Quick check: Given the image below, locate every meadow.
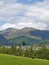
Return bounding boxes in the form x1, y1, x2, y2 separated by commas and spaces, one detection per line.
0, 54, 49, 65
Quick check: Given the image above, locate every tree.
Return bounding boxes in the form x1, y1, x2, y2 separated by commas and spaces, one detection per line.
22, 41, 26, 46
24, 48, 30, 57
35, 44, 49, 59
24, 45, 35, 58
16, 45, 23, 56
9, 45, 17, 55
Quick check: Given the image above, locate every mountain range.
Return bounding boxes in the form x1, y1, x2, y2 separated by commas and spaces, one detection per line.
0, 27, 49, 45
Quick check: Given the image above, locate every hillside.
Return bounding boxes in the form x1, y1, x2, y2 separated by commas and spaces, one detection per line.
0, 27, 36, 39
0, 35, 9, 45
9, 36, 41, 45
0, 27, 49, 45
0, 28, 18, 39
29, 30, 49, 39
0, 54, 49, 65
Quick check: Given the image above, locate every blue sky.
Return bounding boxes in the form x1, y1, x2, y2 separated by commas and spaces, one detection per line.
16, 0, 44, 4
0, 0, 49, 30
2, 0, 44, 4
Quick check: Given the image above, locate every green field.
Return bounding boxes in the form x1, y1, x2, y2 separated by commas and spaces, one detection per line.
0, 54, 49, 65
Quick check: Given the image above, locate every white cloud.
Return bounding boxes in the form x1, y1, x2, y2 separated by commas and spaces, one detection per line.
0, 0, 49, 30
16, 22, 47, 30
0, 23, 16, 30
0, 3, 26, 17
0, 22, 47, 30
0, 0, 4, 6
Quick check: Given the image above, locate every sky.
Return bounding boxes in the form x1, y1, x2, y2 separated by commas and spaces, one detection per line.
0, 0, 49, 30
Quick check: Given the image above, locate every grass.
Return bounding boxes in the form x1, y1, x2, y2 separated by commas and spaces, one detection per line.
0, 54, 49, 65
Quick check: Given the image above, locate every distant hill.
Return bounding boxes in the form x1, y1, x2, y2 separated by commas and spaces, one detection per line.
0, 34, 9, 45
0, 27, 36, 39
29, 30, 49, 39
0, 27, 49, 45
0, 28, 18, 39
21, 27, 36, 32
9, 36, 41, 45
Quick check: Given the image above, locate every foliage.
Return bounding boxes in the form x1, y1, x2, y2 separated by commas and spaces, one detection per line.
0, 44, 49, 60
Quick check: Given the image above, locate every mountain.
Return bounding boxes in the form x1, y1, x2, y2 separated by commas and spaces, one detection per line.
0, 27, 49, 45
0, 34, 9, 45
9, 36, 41, 45
29, 30, 49, 39
21, 27, 36, 32
0, 27, 36, 39
0, 28, 18, 39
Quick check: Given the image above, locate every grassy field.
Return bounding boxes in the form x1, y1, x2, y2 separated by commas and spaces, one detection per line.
0, 54, 49, 65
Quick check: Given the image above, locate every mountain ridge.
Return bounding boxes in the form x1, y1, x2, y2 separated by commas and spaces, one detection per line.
0, 27, 49, 45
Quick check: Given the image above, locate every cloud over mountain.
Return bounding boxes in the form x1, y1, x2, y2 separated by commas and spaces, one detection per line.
0, 0, 49, 30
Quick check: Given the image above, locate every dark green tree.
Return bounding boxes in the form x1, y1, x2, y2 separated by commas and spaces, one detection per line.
22, 41, 26, 46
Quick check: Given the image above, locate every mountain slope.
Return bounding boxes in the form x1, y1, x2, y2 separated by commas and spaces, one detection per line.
9, 36, 41, 45
0, 27, 36, 39
0, 27, 49, 45
29, 30, 49, 39
0, 28, 18, 39
0, 34, 9, 45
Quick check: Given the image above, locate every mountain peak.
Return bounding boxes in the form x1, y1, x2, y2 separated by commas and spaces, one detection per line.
21, 27, 36, 32
5, 28, 18, 31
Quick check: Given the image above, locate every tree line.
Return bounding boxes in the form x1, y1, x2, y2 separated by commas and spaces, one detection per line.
0, 44, 49, 60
